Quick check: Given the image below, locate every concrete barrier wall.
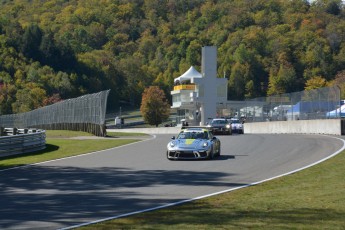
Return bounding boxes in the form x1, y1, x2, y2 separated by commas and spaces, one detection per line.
244, 119, 341, 135
107, 120, 343, 135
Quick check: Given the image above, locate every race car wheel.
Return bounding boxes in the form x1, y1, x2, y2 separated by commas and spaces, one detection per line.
217, 143, 221, 157
208, 149, 214, 160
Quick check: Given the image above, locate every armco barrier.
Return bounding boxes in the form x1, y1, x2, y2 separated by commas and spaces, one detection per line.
0, 129, 46, 158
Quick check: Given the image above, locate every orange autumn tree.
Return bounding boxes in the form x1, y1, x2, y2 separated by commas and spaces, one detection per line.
140, 86, 170, 127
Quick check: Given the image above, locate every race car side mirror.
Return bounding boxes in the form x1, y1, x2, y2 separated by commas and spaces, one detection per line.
171, 136, 176, 140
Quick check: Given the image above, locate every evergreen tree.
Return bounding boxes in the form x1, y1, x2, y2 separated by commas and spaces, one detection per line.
21, 23, 42, 61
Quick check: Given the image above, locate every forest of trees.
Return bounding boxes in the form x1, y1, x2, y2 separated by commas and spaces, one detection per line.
1, 0, 345, 115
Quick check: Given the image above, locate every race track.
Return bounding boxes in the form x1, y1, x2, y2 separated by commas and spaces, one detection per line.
0, 134, 344, 229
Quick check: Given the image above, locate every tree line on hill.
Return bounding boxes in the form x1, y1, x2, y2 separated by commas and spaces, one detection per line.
1, 0, 345, 115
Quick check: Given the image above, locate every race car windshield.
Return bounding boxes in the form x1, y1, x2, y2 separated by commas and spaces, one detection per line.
177, 131, 207, 139
211, 120, 227, 124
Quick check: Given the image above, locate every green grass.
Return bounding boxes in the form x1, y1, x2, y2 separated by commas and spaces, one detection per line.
45, 130, 94, 138
106, 132, 149, 137
118, 109, 142, 117
0, 130, 141, 170
46, 130, 149, 138
80, 151, 345, 230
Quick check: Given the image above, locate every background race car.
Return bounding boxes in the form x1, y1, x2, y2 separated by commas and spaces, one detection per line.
230, 118, 244, 134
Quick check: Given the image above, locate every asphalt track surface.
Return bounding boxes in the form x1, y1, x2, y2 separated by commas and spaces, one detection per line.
0, 134, 344, 229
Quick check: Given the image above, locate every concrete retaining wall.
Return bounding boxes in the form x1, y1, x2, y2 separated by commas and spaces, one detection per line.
107, 120, 343, 135
244, 119, 342, 135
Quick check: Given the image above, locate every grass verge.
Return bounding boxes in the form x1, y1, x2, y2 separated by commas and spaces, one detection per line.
80, 151, 345, 230
0, 130, 141, 170
46, 130, 148, 138
45, 130, 94, 138
106, 132, 149, 137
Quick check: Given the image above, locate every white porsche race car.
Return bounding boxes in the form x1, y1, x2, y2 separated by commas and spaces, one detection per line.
230, 118, 244, 134
167, 127, 221, 160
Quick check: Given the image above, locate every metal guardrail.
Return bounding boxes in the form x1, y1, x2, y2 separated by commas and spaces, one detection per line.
0, 128, 46, 158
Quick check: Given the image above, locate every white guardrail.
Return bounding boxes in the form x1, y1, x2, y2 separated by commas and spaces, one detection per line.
0, 128, 46, 157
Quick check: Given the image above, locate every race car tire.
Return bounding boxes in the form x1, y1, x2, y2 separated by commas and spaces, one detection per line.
217, 143, 221, 157
208, 149, 214, 160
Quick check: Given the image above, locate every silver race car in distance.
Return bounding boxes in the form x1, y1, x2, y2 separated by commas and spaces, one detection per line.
167, 127, 221, 160
230, 118, 244, 134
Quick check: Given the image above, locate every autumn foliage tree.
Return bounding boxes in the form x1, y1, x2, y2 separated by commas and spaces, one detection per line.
2, 0, 345, 114
140, 86, 170, 127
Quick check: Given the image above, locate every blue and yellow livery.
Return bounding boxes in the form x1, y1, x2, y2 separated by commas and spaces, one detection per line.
167, 127, 221, 160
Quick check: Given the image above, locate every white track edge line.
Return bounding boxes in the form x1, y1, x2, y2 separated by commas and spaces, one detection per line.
59, 135, 345, 230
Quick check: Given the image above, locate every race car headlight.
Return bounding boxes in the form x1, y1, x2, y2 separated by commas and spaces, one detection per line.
170, 142, 175, 147
226, 124, 230, 128
202, 142, 208, 147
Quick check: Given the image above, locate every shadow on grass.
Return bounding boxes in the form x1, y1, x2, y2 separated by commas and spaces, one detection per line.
0, 144, 59, 170
127, 206, 345, 229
